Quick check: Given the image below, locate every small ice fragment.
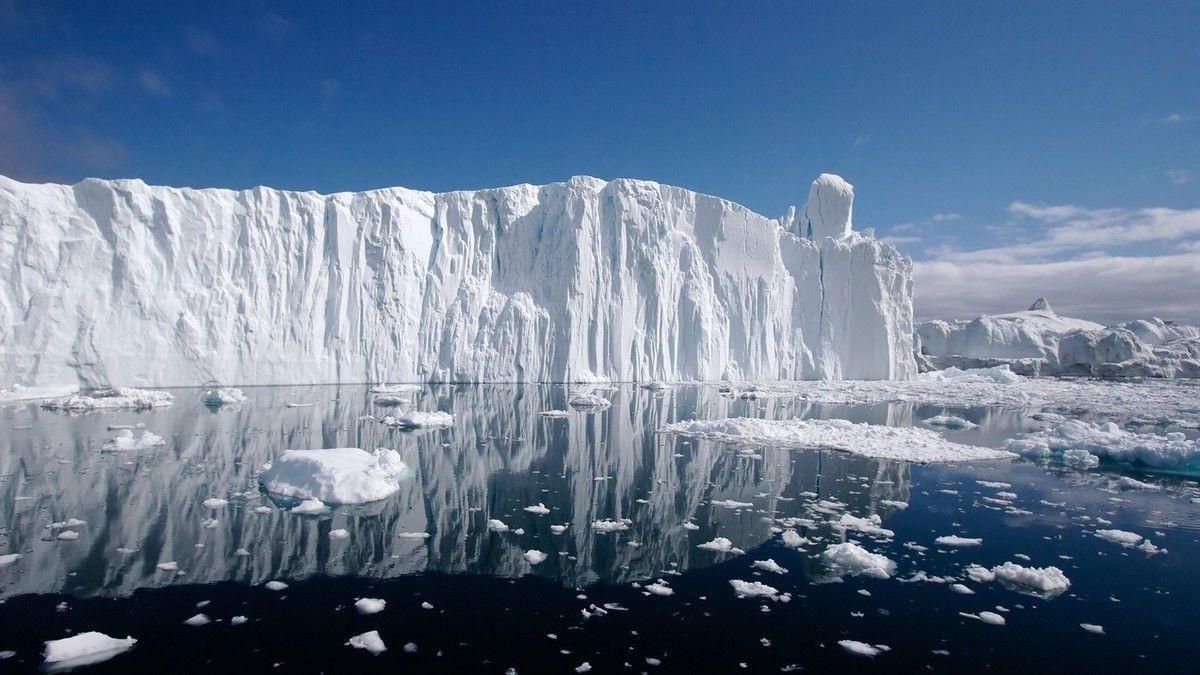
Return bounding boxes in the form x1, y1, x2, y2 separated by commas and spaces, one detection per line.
838, 640, 887, 657
347, 630, 387, 655
156, 561, 178, 572
488, 519, 510, 532
291, 499, 328, 515
183, 613, 211, 626
935, 535, 982, 547
355, 598, 386, 614
523, 503, 550, 515
202, 497, 228, 509
523, 550, 548, 565
265, 580, 288, 591
751, 559, 788, 575
1081, 623, 1105, 635
231, 616, 248, 625
329, 528, 349, 540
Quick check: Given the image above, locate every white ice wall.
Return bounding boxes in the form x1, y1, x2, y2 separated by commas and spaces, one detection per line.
0, 173, 915, 387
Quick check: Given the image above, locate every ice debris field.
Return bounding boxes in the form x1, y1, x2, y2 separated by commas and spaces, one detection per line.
0, 173, 1198, 672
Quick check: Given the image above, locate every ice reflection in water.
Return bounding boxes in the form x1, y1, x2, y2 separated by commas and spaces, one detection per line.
0, 384, 1034, 599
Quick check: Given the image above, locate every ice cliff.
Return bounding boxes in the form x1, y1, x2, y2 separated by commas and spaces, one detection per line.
0, 173, 915, 387
916, 298, 1200, 378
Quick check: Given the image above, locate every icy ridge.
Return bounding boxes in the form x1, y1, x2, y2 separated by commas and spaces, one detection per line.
0, 173, 914, 386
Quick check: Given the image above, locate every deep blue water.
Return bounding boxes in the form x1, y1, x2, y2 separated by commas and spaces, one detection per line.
1, 384, 1197, 672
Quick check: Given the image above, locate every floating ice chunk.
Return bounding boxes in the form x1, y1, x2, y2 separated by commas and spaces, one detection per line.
201, 388, 246, 406
645, 581, 674, 596
265, 580, 288, 591
538, 410, 572, 418
977, 480, 1012, 489
102, 429, 165, 452
960, 611, 1005, 625
592, 518, 631, 533
347, 630, 387, 655
259, 447, 407, 504
880, 499, 909, 509
575, 662, 592, 673
751, 559, 788, 575
355, 598, 386, 614
923, 415, 978, 429
950, 583, 975, 594
290, 499, 328, 515
729, 579, 784, 600
697, 537, 744, 554
524, 550, 548, 565
1005, 420, 1200, 471
682, 522, 700, 531
231, 616, 248, 625
836, 513, 894, 538
371, 384, 421, 394
42, 387, 174, 412
711, 499, 754, 509
524, 503, 550, 515
381, 411, 453, 428
660, 417, 1014, 463
396, 531, 430, 539
202, 498, 228, 509
781, 529, 810, 548
838, 640, 888, 657
990, 562, 1070, 596
183, 613, 210, 626
568, 393, 611, 409
935, 535, 983, 547
822, 542, 896, 579
550, 524, 569, 534
47, 518, 86, 529
0, 553, 20, 566
964, 565, 995, 583
919, 366, 1021, 384
43, 632, 136, 668
155, 561, 178, 572
1116, 476, 1161, 491
1094, 529, 1143, 546
487, 519, 510, 533
55, 530, 79, 541
235, 548, 250, 556
373, 395, 408, 406
1081, 623, 1105, 635
329, 528, 349, 540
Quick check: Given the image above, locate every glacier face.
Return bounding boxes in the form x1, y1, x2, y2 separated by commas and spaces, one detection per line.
0, 173, 914, 387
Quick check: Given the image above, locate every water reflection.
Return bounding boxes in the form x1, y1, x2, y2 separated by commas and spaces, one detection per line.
0, 385, 1030, 599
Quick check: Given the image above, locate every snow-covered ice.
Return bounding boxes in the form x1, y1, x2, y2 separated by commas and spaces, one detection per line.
381, 411, 453, 428
41, 387, 174, 412
355, 598, 386, 614
660, 417, 1014, 463
923, 415, 978, 429
986, 562, 1071, 596
101, 429, 165, 452
258, 447, 408, 504
838, 640, 888, 657
523, 550, 548, 565
934, 535, 983, 547
1005, 420, 1200, 471
729, 579, 785, 600
42, 632, 136, 668
822, 542, 896, 578
347, 630, 387, 655
0, 173, 914, 387
201, 388, 246, 406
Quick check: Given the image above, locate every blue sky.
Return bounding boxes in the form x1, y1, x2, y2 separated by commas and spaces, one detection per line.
2, 1, 1197, 322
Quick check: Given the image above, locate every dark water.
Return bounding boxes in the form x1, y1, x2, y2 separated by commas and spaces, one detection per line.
0, 384, 1197, 672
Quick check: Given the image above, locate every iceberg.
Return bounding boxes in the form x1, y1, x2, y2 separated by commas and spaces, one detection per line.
43, 632, 136, 669
917, 298, 1200, 378
0, 173, 914, 387
258, 447, 409, 504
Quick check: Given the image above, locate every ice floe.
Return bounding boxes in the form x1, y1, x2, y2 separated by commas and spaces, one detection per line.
660, 417, 1014, 463
923, 415, 978, 429
934, 535, 983, 547
258, 447, 407, 504
822, 542, 896, 579
42, 387, 174, 412
729, 579, 788, 601
201, 388, 246, 406
101, 429, 165, 452
523, 550, 548, 565
381, 411, 453, 428
43, 632, 136, 669
355, 598, 386, 614
697, 537, 744, 554
1005, 420, 1200, 471
838, 640, 888, 657
347, 630, 387, 655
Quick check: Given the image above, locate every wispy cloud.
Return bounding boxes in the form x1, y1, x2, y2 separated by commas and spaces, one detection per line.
912, 198, 1200, 324
186, 29, 223, 57
1166, 169, 1193, 186
1160, 112, 1195, 124
137, 69, 171, 98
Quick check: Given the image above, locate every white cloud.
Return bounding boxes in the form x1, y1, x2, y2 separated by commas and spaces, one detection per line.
1166, 169, 1193, 186
137, 69, 170, 98
909, 199, 1200, 324
915, 253, 1200, 325
1160, 112, 1195, 124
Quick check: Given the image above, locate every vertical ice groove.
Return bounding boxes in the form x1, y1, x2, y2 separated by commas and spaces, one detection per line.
0, 173, 914, 386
